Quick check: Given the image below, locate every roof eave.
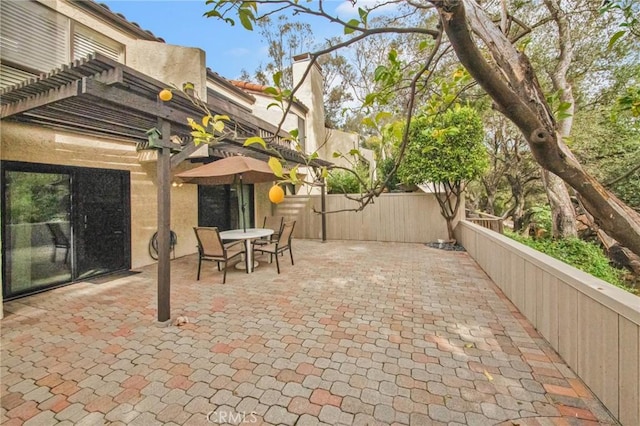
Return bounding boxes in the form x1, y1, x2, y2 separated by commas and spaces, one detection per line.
72, 0, 164, 42
207, 69, 255, 103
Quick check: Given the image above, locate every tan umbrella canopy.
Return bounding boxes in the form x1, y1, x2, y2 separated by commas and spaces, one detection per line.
175, 155, 279, 185
176, 156, 280, 232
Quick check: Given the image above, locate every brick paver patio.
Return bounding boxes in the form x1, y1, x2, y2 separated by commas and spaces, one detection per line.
1, 239, 617, 425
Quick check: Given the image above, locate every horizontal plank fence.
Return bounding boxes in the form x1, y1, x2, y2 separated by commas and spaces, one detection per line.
456, 220, 640, 426
271, 193, 456, 243
466, 210, 505, 234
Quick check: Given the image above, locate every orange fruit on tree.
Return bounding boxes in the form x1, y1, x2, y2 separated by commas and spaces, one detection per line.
269, 184, 285, 204
159, 89, 173, 102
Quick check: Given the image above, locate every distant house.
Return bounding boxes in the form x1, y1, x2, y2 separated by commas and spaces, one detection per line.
230, 54, 375, 178
0, 0, 343, 301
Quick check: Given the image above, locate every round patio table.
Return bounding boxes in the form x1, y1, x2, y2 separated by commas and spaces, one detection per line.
219, 228, 274, 273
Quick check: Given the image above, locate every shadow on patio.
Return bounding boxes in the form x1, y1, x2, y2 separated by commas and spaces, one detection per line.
1, 239, 616, 425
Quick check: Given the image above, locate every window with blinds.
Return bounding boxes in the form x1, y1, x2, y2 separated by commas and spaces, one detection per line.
0, 0, 69, 73
0, 0, 125, 88
73, 24, 124, 62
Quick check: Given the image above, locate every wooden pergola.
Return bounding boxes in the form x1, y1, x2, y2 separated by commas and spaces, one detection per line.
1, 53, 330, 322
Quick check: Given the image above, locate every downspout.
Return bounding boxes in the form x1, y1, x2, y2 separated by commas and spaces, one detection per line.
321, 178, 327, 242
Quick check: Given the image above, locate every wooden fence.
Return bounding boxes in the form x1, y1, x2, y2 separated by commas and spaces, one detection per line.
268, 192, 458, 243
466, 210, 505, 234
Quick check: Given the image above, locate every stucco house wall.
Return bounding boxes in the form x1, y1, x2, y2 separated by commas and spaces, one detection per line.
127, 41, 207, 99
249, 96, 302, 135
0, 122, 199, 269
1, 1, 209, 276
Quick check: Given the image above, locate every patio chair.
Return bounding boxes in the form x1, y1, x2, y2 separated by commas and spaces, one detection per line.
253, 221, 296, 274
193, 227, 244, 284
46, 222, 70, 264
253, 216, 284, 248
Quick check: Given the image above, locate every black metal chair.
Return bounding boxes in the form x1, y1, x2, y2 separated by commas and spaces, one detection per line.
193, 227, 244, 283
46, 222, 70, 264
253, 221, 296, 274
253, 216, 284, 248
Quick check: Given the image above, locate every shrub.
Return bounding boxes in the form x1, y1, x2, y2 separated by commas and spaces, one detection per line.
377, 157, 399, 191
506, 231, 635, 294
327, 169, 362, 194
527, 205, 552, 236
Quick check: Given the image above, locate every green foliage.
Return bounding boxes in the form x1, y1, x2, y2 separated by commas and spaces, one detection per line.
364, 49, 403, 108
398, 105, 488, 186
204, 1, 257, 30
616, 85, 640, 117
361, 114, 404, 165
571, 108, 640, 210
344, 8, 368, 34
506, 231, 635, 294
398, 104, 487, 240
254, 16, 314, 89
546, 90, 573, 120
600, 0, 640, 47
377, 157, 399, 191
326, 169, 362, 194
7, 173, 68, 223
320, 49, 356, 129
527, 205, 553, 235
423, 69, 473, 115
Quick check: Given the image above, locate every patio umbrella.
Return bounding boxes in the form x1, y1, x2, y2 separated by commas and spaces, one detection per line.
175, 156, 279, 232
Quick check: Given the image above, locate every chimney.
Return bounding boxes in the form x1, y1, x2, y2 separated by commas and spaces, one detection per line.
292, 53, 325, 155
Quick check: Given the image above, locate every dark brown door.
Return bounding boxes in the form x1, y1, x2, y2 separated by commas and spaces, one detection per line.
75, 169, 129, 279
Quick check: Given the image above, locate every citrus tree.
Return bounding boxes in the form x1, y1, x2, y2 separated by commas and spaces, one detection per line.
398, 105, 487, 240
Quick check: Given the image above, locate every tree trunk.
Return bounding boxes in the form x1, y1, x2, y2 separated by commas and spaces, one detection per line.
481, 178, 496, 215
541, 169, 577, 237
434, 0, 640, 257
445, 217, 456, 242
541, 0, 577, 238
581, 205, 640, 275
435, 186, 462, 241
506, 176, 526, 232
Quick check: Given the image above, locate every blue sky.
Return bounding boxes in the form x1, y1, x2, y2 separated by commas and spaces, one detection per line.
101, 0, 371, 80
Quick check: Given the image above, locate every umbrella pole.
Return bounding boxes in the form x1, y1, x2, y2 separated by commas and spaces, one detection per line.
240, 174, 246, 232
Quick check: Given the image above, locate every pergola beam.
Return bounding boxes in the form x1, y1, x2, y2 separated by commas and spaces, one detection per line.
1, 81, 80, 118
171, 140, 204, 169
81, 78, 194, 126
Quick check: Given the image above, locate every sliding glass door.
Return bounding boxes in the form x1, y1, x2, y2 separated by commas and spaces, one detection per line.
197, 184, 254, 230
2, 162, 130, 299
3, 170, 72, 295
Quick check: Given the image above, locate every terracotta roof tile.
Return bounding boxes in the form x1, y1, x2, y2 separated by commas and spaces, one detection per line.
229, 80, 273, 93
229, 80, 309, 112
86, 2, 165, 42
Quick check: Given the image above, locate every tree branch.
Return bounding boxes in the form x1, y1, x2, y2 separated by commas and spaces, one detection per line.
433, 0, 544, 138
605, 163, 640, 187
